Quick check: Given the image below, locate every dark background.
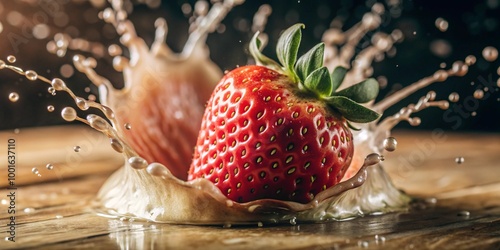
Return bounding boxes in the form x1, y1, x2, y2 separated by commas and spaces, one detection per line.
1, 0, 499, 131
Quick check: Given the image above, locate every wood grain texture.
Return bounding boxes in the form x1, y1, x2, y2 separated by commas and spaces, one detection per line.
0, 126, 499, 250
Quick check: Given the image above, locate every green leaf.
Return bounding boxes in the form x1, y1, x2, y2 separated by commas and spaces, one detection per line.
295, 43, 324, 82
331, 66, 347, 91
325, 96, 381, 123
249, 31, 281, 71
332, 78, 379, 103
347, 121, 361, 131
304, 67, 333, 97
276, 23, 304, 81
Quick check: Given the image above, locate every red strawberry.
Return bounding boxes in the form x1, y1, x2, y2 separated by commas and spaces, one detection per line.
188, 24, 380, 204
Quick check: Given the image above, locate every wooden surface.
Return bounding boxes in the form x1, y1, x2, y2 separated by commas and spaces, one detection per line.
1, 126, 499, 249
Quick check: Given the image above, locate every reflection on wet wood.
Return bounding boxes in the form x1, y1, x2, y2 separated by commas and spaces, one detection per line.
0, 127, 499, 249
0, 126, 123, 186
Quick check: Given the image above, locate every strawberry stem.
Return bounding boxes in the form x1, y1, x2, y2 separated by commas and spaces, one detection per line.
250, 23, 381, 123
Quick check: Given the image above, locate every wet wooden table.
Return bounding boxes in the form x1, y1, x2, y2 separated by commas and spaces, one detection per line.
1, 126, 499, 249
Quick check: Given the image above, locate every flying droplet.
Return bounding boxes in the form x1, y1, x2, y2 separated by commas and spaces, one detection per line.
46, 163, 54, 170
455, 157, 465, 164
383, 137, 398, 152
448, 92, 459, 102
60, 64, 74, 78
7, 55, 16, 63
482, 46, 498, 62
47, 105, 55, 112
8, 92, 19, 102
435, 17, 449, 32
108, 44, 122, 56
48, 87, 56, 95
473, 89, 484, 99
457, 210, 470, 216
465, 55, 476, 66
73, 146, 81, 152
61, 107, 77, 121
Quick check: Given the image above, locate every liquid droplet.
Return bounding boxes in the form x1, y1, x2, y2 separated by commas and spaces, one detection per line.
383, 137, 398, 152
75, 97, 89, 110
448, 92, 460, 102
0, 60, 5, 69
108, 44, 122, 56
25, 70, 38, 81
8, 92, 19, 102
482, 46, 498, 62
409, 117, 421, 126
465, 55, 476, 66
457, 210, 470, 217
146, 163, 170, 177
32, 167, 39, 175
46, 164, 54, 170
433, 70, 448, 82
434, 17, 448, 32
51, 78, 66, 91
48, 87, 56, 95
87, 115, 109, 132
451, 61, 468, 76
289, 217, 297, 225
128, 157, 147, 169
61, 107, 77, 121
73, 146, 81, 152
455, 157, 465, 164
124, 123, 132, 130
364, 153, 383, 165
358, 240, 369, 248
55, 215, 64, 219
375, 234, 386, 244
24, 207, 35, 213
110, 138, 124, 153
13, 129, 20, 134
473, 89, 484, 99
47, 105, 55, 112
7, 55, 16, 63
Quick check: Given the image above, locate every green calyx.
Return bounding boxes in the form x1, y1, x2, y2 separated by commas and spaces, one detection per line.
250, 23, 380, 123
